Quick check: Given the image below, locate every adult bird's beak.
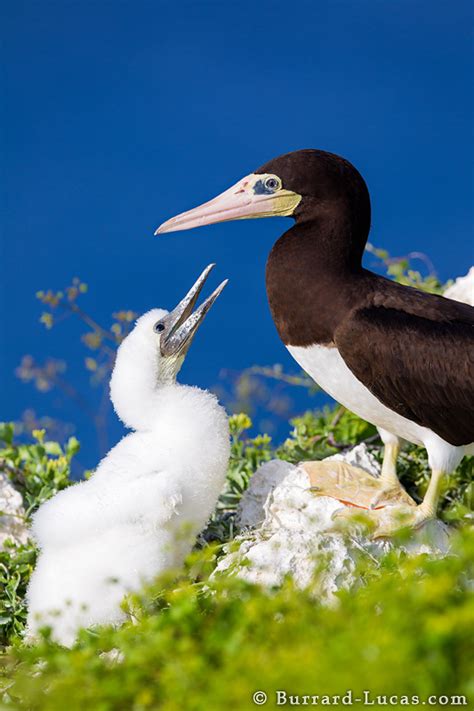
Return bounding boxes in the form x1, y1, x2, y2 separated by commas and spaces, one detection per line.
155, 174, 301, 234
160, 264, 228, 358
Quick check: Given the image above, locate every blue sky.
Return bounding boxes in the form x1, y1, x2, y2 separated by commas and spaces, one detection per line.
2, 0, 473, 470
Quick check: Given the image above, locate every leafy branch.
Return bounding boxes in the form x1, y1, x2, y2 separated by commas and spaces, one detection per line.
366, 243, 449, 294
16, 278, 138, 458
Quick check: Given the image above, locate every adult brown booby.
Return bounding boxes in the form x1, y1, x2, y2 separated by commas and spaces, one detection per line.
156, 149, 474, 534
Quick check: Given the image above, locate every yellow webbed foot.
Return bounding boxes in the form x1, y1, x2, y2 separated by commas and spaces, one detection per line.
299, 459, 436, 539
330, 501, 437, 539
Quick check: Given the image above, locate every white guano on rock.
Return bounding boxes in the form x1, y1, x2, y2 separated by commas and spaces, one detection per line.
214, 444, 450, 596
0, 472, 29, 549
443, 266, 474, 306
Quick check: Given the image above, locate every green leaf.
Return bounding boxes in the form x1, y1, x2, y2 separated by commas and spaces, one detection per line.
44, 441, 63, 456
66, 437, 80, 457
0, 422, 14, 445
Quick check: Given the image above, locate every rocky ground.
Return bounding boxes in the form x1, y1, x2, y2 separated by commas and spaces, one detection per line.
214, 444, 450, 595
0, 472, 29, 549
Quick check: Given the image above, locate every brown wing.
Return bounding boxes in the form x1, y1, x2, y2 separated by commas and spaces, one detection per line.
334, 305, 474, 446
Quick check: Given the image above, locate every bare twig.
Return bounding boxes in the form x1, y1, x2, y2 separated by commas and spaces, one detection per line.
246, 365, 317, 390
0, 458, 27, 487
68, 302, 117, 344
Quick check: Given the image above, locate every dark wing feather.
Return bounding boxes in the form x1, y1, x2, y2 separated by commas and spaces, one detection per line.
334, 305, 474, 446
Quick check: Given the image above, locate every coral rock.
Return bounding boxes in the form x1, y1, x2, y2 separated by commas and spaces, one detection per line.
0, 473, 29, 549
215, 445, 450, 596
444, 266, 474, 306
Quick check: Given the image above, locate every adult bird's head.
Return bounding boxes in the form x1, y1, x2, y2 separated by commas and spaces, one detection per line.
110, 265, 227, 428
155, 149, 371, 245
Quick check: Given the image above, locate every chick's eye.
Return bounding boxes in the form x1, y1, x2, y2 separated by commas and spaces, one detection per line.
154, 323, 165, 333
265, 176, 280, 191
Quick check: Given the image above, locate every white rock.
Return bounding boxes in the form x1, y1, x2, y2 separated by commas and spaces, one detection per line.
236, 444, 380, 531
0, 472, 29, 549
443, 266, 474, 306
328, 442, 380, 475
215, 445, 450, 596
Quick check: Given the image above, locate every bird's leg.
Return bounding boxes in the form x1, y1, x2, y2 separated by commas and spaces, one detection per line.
414, 468, 444, 521
377, 429, 401, 485
379, 440, 400, 488
368, 469, 445, 539
368, 432, 408, 509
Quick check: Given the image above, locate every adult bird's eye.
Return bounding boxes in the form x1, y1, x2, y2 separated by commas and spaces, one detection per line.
154, 323, 165, 333
265, 176, 280, 192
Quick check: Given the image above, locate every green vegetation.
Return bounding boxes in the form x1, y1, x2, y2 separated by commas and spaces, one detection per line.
1, 415, 473, 710
1, 520, 474, 709
0, 426, 78, 647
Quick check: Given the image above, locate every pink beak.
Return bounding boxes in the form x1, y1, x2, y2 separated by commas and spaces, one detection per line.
155, 174, 301, 235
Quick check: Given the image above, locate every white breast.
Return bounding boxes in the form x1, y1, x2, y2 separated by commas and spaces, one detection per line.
287, 344, 430, 447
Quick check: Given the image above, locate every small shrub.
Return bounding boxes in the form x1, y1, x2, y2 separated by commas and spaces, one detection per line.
0, 425, 78, 647
2, 530, 474, 710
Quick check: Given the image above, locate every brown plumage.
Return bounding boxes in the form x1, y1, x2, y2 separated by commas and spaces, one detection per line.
335, 278, 474, 446
262, 151, 474, 448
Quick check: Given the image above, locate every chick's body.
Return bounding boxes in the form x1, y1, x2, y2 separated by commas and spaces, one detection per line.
26, 291, 230, 647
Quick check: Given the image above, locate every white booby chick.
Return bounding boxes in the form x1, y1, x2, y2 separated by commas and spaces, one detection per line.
26, 265, 230, 647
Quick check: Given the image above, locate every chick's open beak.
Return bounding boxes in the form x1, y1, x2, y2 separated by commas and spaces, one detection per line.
160, 263, 227, 358
155, 174, 301, 235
